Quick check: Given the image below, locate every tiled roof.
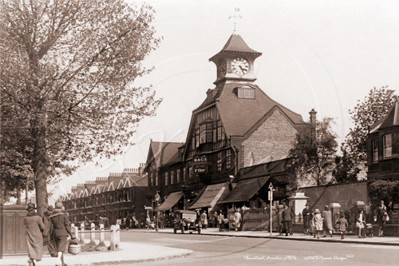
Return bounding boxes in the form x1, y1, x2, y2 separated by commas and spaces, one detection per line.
215, 82, 304, 137
369, 101, 399, 133
209, 34, 261, 60
146, 141, 184, 170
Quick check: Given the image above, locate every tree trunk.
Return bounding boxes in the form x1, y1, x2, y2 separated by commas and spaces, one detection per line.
16, 190, 21, 205
32, 127, 48, 216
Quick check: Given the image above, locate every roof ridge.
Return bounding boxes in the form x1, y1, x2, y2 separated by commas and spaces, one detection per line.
253, 84, 304, 121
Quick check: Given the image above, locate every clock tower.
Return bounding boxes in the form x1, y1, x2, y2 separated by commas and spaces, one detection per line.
209, 33, 262, 85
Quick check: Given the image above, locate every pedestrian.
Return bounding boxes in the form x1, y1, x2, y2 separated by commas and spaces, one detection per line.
125, 217, 130, 230
336, 213, 348, 239
213, 211, 218, 228
42, 205, 57, 258
233, 208, 242, 232
375, 200, 387, 237
356, 209, 366, 238
200, 210, 208, 229
49, 202, 74, 266
302, 203, 311, 235
218, 211, 226, 231
322, 205, 333, 237
312, 209, 323, 239
24, 203, 45, 266
282, 204, 293, 236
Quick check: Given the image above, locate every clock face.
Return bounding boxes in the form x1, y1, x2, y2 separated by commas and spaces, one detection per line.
231, 58, 249, 75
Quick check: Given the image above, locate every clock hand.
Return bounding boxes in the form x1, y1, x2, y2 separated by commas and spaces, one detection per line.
239, 66, 245, 73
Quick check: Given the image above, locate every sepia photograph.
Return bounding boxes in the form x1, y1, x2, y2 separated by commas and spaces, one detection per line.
1, 0, 399, 265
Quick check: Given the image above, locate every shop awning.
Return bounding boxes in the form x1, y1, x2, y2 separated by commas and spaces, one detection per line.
219, 176, 270, 204
189, 182, 229, 210
158, 191, 183, 211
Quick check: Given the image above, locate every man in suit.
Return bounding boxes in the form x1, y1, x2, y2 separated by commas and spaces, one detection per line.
49, 202, 73, 266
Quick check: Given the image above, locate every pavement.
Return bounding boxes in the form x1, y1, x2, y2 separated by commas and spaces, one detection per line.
2, 227, 399, 266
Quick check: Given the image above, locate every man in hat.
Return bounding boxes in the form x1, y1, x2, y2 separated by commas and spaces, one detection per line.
24, 203, 45, 266
49, 202, 73, 266
282, 204, 293, 236
302, 203, 311, 235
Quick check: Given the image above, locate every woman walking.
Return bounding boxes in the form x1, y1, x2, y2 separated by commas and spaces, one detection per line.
357, 209, 366, 238
24, 203, 45, 266
322, 205, 333, 237
312, 209, 323, 239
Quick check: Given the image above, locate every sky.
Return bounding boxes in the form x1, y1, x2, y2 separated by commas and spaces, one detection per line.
49, 0, 399, 202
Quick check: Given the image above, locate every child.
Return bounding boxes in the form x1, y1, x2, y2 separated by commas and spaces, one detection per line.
337, 213, 348, 239
312, 209, 323, 239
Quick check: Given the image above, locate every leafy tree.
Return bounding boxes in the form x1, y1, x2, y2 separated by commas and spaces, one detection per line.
0, 0, 162, 215
343, 86, 398, 164
289, 117, 338, 187
332, 149, 361, 183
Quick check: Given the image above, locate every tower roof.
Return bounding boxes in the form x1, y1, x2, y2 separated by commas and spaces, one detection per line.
221, 33, 261, 54
209, 33, 261, 62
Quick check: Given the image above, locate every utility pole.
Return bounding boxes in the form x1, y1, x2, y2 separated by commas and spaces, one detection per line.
154, 192, 160, 232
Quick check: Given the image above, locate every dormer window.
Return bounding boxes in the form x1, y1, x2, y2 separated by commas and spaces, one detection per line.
235, 87, 255, 99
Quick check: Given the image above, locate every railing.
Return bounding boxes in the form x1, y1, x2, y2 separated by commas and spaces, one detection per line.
71, 223, 120, 251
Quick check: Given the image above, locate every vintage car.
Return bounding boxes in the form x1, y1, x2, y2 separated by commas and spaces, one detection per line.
173, 210, 201, 234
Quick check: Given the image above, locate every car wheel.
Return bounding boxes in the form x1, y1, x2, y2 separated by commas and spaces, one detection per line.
198, 227, 201, 234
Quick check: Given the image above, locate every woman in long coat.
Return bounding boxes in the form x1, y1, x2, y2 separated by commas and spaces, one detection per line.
322, 205, 333, 237
312, 209, 323, 239
24, 203, 45, 266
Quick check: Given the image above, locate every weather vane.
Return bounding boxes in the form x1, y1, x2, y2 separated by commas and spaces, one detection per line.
229, 8, 242, 34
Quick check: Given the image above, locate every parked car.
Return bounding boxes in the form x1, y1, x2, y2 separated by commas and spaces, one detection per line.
173, 210, 201, 234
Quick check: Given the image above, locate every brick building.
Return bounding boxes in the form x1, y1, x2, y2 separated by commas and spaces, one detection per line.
145, 33, 312, 213
59, 164, 151, 226
367, 101, 399, 180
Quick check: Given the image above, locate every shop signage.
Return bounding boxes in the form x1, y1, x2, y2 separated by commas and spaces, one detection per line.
194, 164, 207, 174
194, 155, 207, 163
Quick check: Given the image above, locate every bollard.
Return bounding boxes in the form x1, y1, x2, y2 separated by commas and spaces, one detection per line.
115, 224, 120, 248
90, 223, 96, 244
72, 225, 79, 239
110, 225, 116, 251
80, 223, 85, 244
99, 224, 105, 244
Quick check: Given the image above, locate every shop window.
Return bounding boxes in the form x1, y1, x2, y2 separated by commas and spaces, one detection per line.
383, 134, 392, 158
170, 171, 174, 185
189, 167, 192, 179
183, 168, 186, 182
165, 172, 169, 186
196, 128, 200, 147
177, 170, 180, 184
372, 140, 378, 163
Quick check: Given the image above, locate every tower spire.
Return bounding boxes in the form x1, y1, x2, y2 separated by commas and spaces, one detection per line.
229, 8, 242, 34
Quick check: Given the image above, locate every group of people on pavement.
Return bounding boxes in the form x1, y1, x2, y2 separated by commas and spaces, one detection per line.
24, 202, 74, 266
301, 200, 389, 239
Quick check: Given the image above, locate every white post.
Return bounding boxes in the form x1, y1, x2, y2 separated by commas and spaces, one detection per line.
90, 223, 96, 244
115, 224, 120, 248
99, 223, 105, 244
80, 223, 85, 243
72, 225, 79, 239
110, 225, 116, 251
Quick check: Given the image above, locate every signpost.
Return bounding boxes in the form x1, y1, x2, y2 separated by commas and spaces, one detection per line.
268, 183, 275, 237
154, 192, 160, 232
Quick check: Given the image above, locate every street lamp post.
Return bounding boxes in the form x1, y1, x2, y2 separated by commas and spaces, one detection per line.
268, 183, 275, 237
154, 192, 160, 232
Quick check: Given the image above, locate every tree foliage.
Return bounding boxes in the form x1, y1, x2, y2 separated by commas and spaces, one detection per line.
342, 86, 398, 163
368, 180, 399, 205
0, 0, 162, 214
289, 117, 338, 187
